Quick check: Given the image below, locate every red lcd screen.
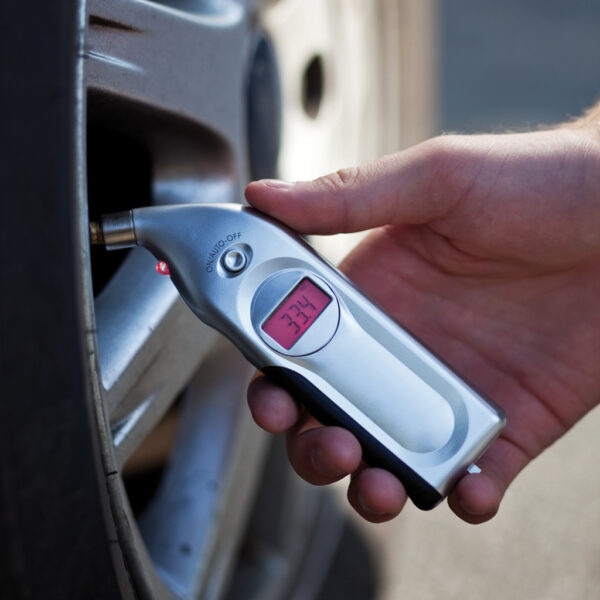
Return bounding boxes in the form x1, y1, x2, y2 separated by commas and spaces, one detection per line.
262, 278, 332, 350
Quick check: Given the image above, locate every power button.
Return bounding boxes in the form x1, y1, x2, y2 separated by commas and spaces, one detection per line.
222, 248, 248, 273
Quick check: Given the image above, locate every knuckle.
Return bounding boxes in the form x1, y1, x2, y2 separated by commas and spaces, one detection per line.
335, 165, 363, 187
316, 165, 363, 192
420, 135, 468, 206
422, 135, 458, 176
313, 167, 365, 231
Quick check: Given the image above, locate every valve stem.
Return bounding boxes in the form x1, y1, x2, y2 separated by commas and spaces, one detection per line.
89, 221, 104, 245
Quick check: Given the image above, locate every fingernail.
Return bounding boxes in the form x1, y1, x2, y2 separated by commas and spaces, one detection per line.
261, 179, 294, 190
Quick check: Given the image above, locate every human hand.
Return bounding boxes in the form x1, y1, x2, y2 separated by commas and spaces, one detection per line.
245, 125, 600, 524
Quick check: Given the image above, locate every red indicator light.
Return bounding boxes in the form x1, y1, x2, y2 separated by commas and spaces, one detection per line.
262, 278, 331, 350
156, 261, 170, 275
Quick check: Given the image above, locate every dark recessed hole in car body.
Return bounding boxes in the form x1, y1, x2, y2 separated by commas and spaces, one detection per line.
302, 55, 325, 119
246, 31, 282, 180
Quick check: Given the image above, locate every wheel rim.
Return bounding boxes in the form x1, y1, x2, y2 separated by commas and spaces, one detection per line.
77, 1, 430, 598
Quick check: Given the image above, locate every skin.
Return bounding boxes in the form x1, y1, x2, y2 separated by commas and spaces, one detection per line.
245, 115, 600, 525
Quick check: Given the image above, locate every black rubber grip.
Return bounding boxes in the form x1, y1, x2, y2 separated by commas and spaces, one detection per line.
262, 366, 443, 510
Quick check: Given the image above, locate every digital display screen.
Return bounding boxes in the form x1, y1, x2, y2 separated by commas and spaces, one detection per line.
262, 278, 332, 350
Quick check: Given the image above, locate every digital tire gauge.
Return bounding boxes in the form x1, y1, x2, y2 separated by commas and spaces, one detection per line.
92, 203, 506, 510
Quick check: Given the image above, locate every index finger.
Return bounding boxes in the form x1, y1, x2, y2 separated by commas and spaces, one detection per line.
244, 139, 450, 235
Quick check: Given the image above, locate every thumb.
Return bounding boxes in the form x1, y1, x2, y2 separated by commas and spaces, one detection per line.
244, 139, 450, 235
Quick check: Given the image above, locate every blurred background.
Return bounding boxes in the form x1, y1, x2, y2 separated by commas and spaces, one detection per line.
6, 1, 598, 598
356, 2, 600, 599
440, 0, 600, 133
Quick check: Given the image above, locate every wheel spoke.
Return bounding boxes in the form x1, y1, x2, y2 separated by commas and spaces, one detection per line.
74, 0, 438, 597
138, 340, 268, 599
85, 0, 248, 153
95, 249, 219, 465
86, 0, 261, 466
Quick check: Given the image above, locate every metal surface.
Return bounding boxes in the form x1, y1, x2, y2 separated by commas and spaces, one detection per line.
128, 203, 505, 500
100, 210, 136, 250
80, 1, 274, 597
72, 0, 437, 597
139, 340, 267, 599
90, 220, 105, 244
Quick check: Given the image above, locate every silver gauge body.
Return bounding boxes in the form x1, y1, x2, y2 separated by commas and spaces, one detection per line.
116, 203, 506, 509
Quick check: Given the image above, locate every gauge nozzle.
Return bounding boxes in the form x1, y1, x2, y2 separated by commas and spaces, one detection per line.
89, 210, 137, 250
